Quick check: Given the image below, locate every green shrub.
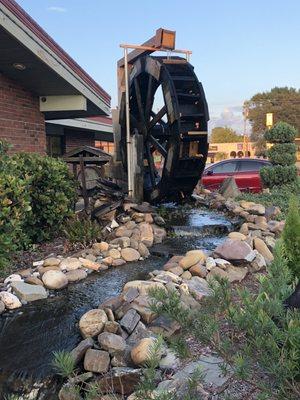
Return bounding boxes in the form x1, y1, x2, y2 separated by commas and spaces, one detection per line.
282, 196, 300, 278
64, 215, 102, 246
260, 165, 298, 188
11, 153, 77, 242
267, 143, 297, 165
52, 350, 76, 378
264, 121, 297, 143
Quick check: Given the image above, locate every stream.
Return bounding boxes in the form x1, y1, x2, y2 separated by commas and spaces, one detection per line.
0, 207, 234, 398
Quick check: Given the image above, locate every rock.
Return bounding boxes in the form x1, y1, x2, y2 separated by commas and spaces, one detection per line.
138, 242, 150, 258
59, 258, 82, 271
121, 248, 140, 262
102, 256, 114, 266
42, 270, 68, 290
127, 321, 150, 345
132, 212, 145, 223
65, 269, 87, 283
250, 251, 267, 272
130, 238, 139, 250
18, 268, 33, 278
58, 384, 82, 400
122, 287, 140, 303
78, 257, 101, 271
207, 266, 228, 280
111, 219, 119, 229
265, 236, 276, 250
152, 225, 167, 244
214, 239, 255, 263
265, 206, 281, 220
11, 281, 47, 302
38, 266, 61, 275
253, 238, 274, 263
0, 291, 22, 309
181, 270, 192, 280
149, 315, 181, 338
219, 176, 241, 199
139, 223, 154, 247
153, 215, 165, 226
189, 262, 207, 278
131, 338, 159, 365
43, 257, 61, 267
120, 309, 140, 334
93, 242, 109, 252
240, 201, 265, 215
179, 251, 206, 270
254, 216, 269, 230
0, 300, 5, 314
104, 321, 119, 334
168, 266, 184, 276
226, 265, 248, 282
4, 274, 23, 284
83, 349, 110, 373
112, 258, 127, 267
96, 367, 142, 395
214, 258, 231, 269
123, 280, 165, 296
79, 309, 108, 338
206, 257, 216, 271
130, 295, 157, 324
144, 213, 154, 224
25, 276, 44, 286
98, 332, 126, 355
239, 223, 249, 236
228, 232, 246, 241
110, 237, 131, 248
159, 349, 180, 371
115, 226, 133, 238
70, 338, 94, 364
108, 249, 121, 259
111, 353, 127, 367
186, 277, 211, 301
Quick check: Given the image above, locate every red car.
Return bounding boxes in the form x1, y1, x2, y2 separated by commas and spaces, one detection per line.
201, 158, 271, 193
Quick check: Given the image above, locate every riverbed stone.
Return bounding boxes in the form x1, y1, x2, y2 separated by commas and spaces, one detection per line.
0, 291, 22, 309
93, 241, 109, 252
152, 225, 167, 244
214, 239, 254, 263
104, 321, 119, 334
79, 309, 108, 338
124, 280, 166, 296
11, 281, 47, 302
59, 258, 82, 271
139, 223, 154, 247
65, 269, 87, 283
98, 332, 126, 355
179, 251, 206, 270
254, 237, 274, 263
138, 242, 150, 258
25, 276, 44, 286
4, 274, 22, 284
181, 270, 192, 280
120, 309, 140, 334
108, 248, 121, 259
0, 300, 5, 314
228, 232, 246, 241
185, 276, 211, 301
131, 338, 159, 366
112, 258, 126, 267
189, 262, 207, 278
70, 337, 94, 364
84, 349, 110, 373
42, 270, 68, 290
121, 248, 140, 262
78, 257, 102, 271
43, 257, 61, 267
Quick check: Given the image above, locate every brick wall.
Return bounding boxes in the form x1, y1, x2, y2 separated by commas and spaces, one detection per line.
65, 129, 95, 152
0, 73, 46, 153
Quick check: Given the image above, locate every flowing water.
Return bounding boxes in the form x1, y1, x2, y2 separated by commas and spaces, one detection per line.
0, 207, 233, 398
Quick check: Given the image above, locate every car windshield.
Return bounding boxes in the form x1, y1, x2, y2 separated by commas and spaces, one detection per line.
239, 160, 266, 172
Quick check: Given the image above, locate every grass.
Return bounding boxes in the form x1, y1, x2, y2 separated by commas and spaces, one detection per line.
63, 215, 102, 246
52, 350, 76, 379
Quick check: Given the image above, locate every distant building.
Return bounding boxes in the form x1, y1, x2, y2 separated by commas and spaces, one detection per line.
0, 0, 113, 155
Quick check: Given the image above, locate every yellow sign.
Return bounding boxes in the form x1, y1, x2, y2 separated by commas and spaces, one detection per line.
266, 113, 273, 128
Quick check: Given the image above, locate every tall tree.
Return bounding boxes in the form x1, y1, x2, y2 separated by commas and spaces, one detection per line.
244, 87, 300, 141
210, 126, 243, 143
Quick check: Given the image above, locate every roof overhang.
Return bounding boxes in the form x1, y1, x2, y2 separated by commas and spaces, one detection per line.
0, 0, 111, 118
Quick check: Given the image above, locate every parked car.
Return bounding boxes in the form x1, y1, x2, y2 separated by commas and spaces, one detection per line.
201, 158, 271, 192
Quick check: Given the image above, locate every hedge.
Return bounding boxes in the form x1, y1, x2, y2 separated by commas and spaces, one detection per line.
267, 143, 297, 166
264, 121, 297, 143
260, 165, 298, 188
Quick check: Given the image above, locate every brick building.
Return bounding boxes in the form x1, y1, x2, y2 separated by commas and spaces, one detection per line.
0, 0, 113, 155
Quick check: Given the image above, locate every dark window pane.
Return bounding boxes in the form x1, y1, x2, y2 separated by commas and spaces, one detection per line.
213, 162, 237, 173
46, 135, 64, 157
239, 161, 264, 172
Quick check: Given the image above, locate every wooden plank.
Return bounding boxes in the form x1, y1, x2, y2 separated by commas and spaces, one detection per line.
79, 154, 89, 210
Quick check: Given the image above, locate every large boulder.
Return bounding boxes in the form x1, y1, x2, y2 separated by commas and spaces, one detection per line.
83, 349, 110, 373
79, 309, 108, 338
42, 270, 68, 290
214, 239, 255, 263
179, 250, 206, 270
139, 223, 154, 247
11, 281, 47, 302
121, 248, 140, 262
0, 291, 22, 309
98, 332, 126, 355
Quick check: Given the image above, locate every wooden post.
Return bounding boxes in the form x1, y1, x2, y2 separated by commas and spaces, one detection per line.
79, 154, 89, 210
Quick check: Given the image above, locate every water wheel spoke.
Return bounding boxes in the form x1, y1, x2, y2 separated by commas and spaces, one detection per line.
145, 75, 154, 121
134, 78, 146, 126
145, 142, 156, 188
148, 106, 167, 130
149, 135, 167, 158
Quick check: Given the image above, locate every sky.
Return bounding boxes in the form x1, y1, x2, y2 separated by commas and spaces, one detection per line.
17, 0, 300, 133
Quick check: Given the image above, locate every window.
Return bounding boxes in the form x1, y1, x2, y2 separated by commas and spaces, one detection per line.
212, 161, 237, 173
46, 135, 64, 157
239, 160, 265, 172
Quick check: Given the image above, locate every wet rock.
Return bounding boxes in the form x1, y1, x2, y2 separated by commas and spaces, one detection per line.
189, 262, 207, 278
43, 257, 61, 267
25, 276, 44, 286
79, 309, 108, 338
138, 242, 150, 258
228, 232, 246, 240
123, 280, 165, 296
0, 291, 22, 309
254, 237, 274, 263
42, 270, 68, 290
84, 349, 110, 373
131, 338, 160, 365
104, 321, 119, 334
120, 309, 140, 334
121, 248, 140, 262
78, 257, 102, 271
59, 258, 82, 271
214, 239, 255, 263
96, 367, 142, 395
93, 241, 109, 252
4, 274, 22, 284
98, 332, 126, 355
0, 300, 5, 314
65, 269, 87, 283
139, 223, 154, 247
11, 281, 47, 302
112, 258, 126, 267
70, 338, 94, 364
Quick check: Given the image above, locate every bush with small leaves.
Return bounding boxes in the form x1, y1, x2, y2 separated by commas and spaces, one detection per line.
264, 121, 297, 143
260, 165, 298, 188
267, 142, 297, 166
